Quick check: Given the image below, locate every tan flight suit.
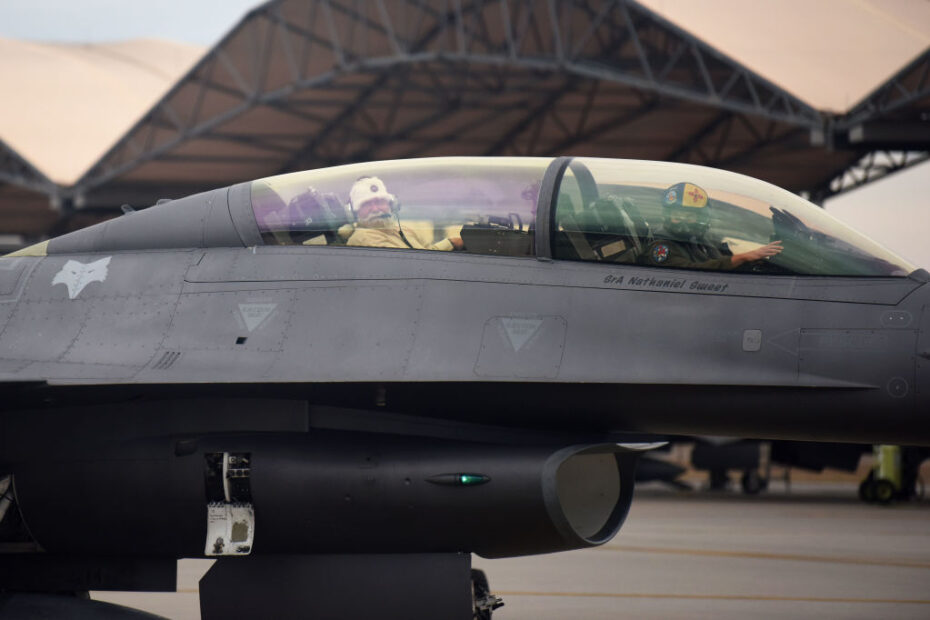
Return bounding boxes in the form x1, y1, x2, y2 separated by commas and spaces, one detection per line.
347, 226, 454, 251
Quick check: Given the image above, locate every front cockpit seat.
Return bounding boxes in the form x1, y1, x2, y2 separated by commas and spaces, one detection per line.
561, 195, 651, 264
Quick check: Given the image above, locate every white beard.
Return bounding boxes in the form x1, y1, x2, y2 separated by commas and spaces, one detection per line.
359, 213, 395, 229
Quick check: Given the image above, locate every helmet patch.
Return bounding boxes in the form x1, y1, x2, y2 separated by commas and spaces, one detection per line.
681, 183, 708, 208
665, 189, 677, 204
652, 244, 670, 263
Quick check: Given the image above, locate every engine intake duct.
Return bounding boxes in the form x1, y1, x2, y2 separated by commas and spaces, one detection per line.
13, 432, 635, 558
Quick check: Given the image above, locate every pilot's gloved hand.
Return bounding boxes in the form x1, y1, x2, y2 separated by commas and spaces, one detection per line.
731, 240, 783, 267
337, 223, 356, 241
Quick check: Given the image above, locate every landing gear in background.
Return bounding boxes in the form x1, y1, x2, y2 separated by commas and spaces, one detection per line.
859, 471, 898, 505
694, 441, 772, 495
858, 446, 925, 505
708, 468, 729, 491
858, 472, 876, 503
740, 469, 769, 495
471, 569, 504, 619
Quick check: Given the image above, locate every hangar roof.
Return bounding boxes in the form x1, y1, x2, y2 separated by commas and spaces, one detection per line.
0, 37, 204, 185
638, 0, 930, 113
0, 0, 927, 241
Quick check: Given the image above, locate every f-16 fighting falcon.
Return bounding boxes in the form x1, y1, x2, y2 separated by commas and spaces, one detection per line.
0, 156, 928, 619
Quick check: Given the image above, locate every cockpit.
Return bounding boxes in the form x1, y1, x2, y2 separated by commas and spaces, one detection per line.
251, 156, 913, 277
251, 158, 541, 258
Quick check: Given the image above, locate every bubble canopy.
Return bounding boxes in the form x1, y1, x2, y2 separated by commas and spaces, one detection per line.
250, 157, 915, 277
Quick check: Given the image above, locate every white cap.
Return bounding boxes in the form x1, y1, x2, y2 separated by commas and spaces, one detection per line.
349, 177, 395, 211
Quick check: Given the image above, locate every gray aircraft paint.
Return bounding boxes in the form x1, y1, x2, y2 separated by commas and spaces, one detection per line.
0, 157, 926, 443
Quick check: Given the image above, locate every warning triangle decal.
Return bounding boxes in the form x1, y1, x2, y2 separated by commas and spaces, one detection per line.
238, 303, 277, 332
500, 318, 543, 352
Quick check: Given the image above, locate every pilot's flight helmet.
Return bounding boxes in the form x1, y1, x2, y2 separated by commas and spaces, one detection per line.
349, 176, 397, 214
662, 182, 711, 239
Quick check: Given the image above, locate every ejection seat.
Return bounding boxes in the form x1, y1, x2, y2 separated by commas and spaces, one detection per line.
556, 195, 651, 264
257, 186, 353, 247
288, 188, 354, 246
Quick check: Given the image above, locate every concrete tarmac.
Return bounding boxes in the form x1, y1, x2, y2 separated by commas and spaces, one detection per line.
94, 483, 930, 619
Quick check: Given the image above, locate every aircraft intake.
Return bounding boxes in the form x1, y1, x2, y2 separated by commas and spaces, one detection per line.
11, 431, 636, 559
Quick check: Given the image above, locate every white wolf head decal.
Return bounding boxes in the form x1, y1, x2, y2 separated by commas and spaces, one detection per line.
52, 257, 112, 299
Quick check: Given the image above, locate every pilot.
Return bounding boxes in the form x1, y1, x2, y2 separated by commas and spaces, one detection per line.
642, 182, 782, 270
346, 177, 464, 251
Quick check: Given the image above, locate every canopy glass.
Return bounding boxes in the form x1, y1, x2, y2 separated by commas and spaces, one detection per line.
250, 157, 915, 277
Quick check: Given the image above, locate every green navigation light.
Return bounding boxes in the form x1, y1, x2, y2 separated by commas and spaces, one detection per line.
458, 474, 489, 486
426, 473, 491, 486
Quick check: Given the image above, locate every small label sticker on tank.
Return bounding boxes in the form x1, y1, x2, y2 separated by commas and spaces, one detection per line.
205, 502, 254, 556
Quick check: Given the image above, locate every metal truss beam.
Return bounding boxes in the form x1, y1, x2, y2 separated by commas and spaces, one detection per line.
842, 46, 930, 127
482, 76, 580, 156
0, 139, 57, 196
396, 107, 516, 160
543, 96, 661, 155
715, 126, 803, 170
662, 111, 733, 163
75, 0, 823, 193
813, 150, 930, 201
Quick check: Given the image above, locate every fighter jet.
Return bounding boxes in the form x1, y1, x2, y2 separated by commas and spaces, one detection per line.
0, 156, 928, 619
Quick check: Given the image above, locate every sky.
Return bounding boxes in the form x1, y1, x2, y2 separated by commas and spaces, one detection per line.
0, 0, 262, 46
824, 159, 930, 271
1, 0, 928, 268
